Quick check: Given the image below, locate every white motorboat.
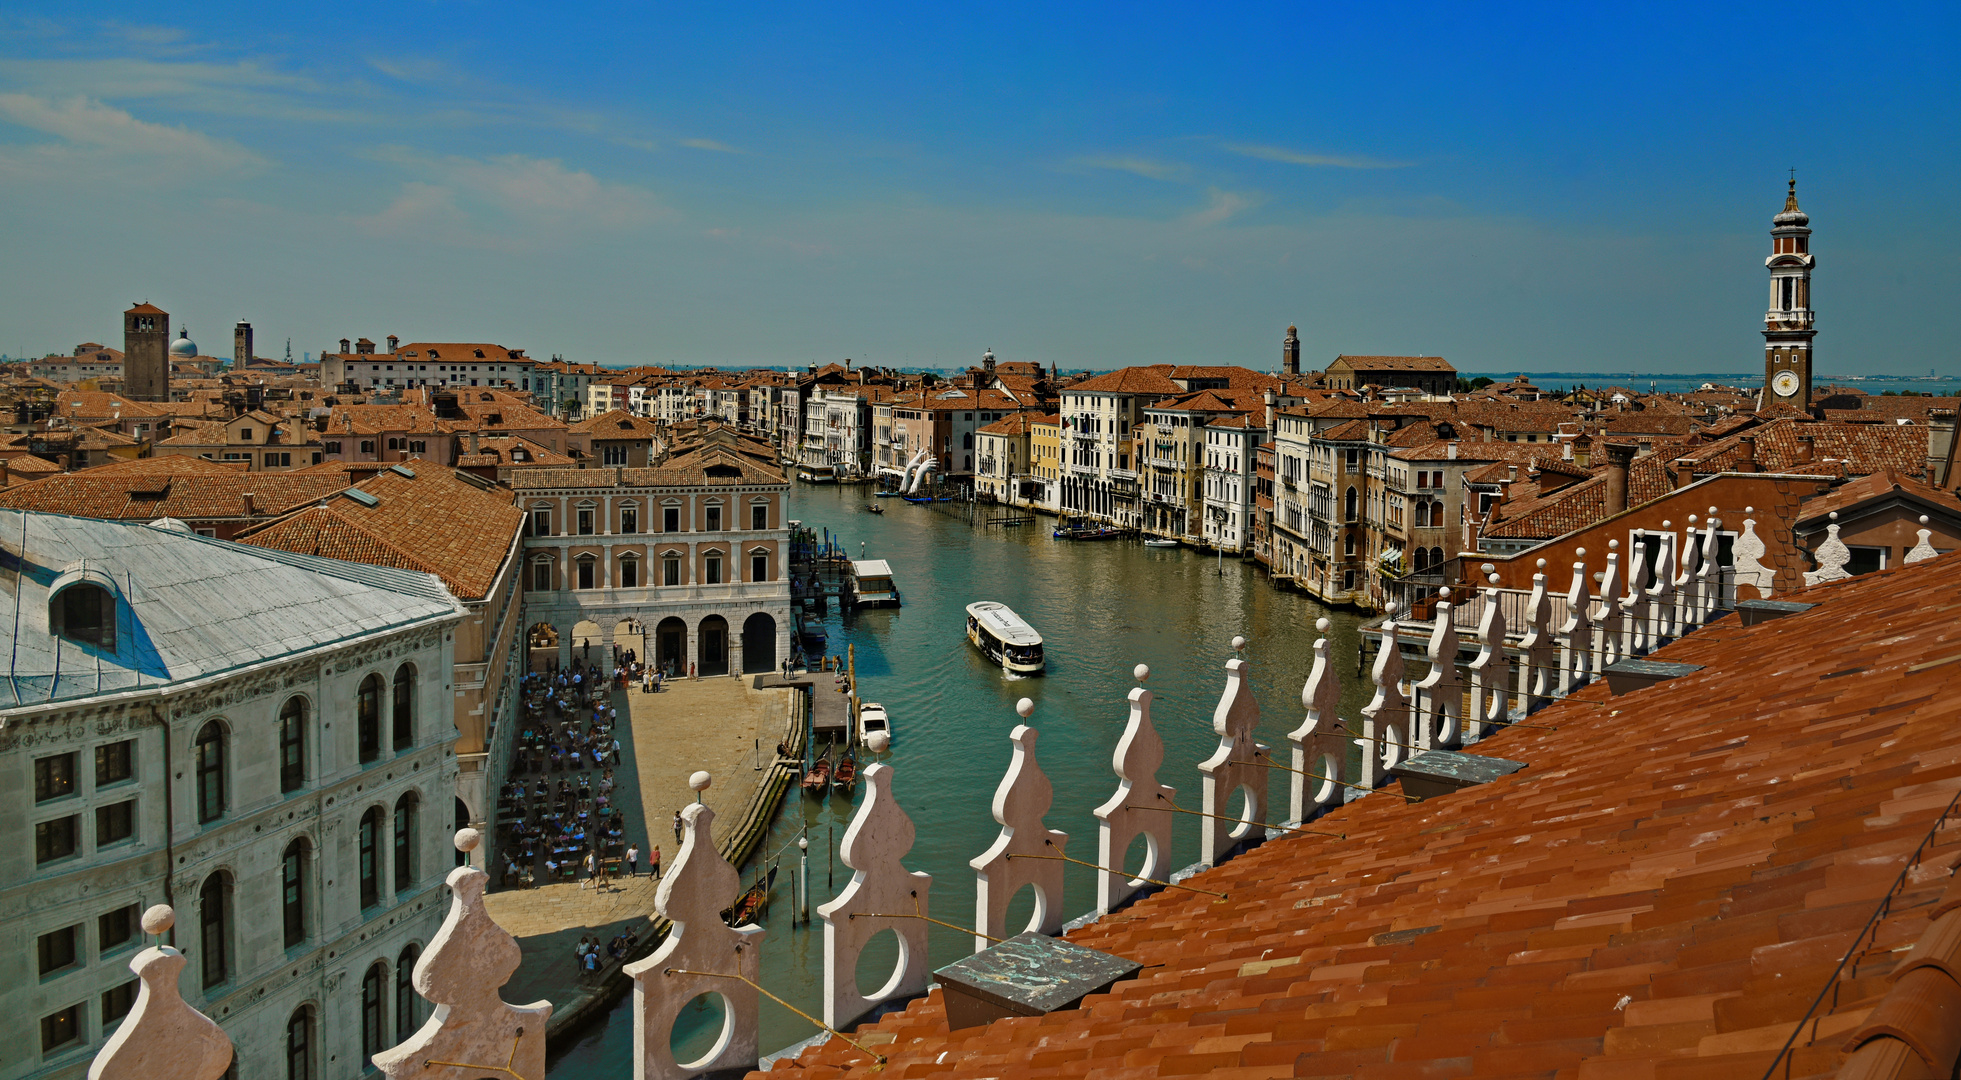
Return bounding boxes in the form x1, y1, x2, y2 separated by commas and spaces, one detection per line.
965, 601, 1045, 675
858, 701, 891, 744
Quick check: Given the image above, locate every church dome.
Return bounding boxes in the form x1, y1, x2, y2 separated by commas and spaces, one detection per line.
169, 328, 197, 358
1773, 178, 1809, 227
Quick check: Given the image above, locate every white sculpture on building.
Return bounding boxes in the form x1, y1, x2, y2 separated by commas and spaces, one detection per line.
1592, 546, 1627, 669
1287, 620, 1347, 821
1410, 593, 1461, 750
1622, 533, 1652, 655
1465, 581, 1510, 745
970, 705, 1068, 950
87, 905, 233, 1080
818, 763, 932, 1028
1694, 511, 1724, 623
1645, 523, 1676, 642
1803, 512, 1854, 585
1557, 549, 1595, 694
375, 829, 551, 1080
1733, 508, 1775, 597
627, 800, 766, 1080
1906, 515, 1940, 564
1197, 637, 1268, 866
1515, 560, 1556, 711
1359, 609, 1408, 790
1094, 665, 1174, 913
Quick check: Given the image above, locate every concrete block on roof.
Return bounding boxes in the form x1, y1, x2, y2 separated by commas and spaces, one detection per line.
933, 932, 1141, 1031
1603, 658, 1706, 696
1388, 749, 1527, 802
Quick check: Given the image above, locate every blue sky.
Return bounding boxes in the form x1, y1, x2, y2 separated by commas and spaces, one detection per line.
1, 3, 1955, 374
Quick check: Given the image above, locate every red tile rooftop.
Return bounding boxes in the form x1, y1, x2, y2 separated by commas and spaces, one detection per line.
757, 550, 1961, 1080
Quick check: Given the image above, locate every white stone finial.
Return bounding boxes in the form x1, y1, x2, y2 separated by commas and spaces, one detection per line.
1231, 634, 1247, 652
1804, 521, 1854, 585
688, 770, 712, 792
1734, 515, 1775, 598
1487, 573, 1499, 585
1095, 682, 1174, 914
1661, 520, 1671, 529
1906, 517, 1940, 564
865, 730, 891, 753
1384, 601, 1401, 616
1536, 558, 1546, 568
1828, 510, 1839, 522
1289, 621, 1345, 820
87, 906, 233, 1080
971, 726, 1067, 949
1609, 539, 1619, 549
1014, 697, 1034, 718
374, 834, 550, 1080
1315, 617, 1331, 633
1438, 586, 1451, 599
1133, 663, 1150, 682
626, 803, 765, 1080
1575, 547, 1586, 558
1481, 562, 1494, 574
818, 763, 932, 1028
1745, 506, 1755, 514
1198, 651, 1266, 866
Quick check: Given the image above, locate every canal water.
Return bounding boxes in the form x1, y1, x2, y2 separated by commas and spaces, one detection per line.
547, 484, 1371, 1073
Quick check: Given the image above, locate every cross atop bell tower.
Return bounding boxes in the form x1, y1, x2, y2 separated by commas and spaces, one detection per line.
1763, 174, 1816, 408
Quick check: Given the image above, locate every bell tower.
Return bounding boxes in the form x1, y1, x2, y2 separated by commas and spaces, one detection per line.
1282, 324, 1300, 376
1763, 175, 1816, 407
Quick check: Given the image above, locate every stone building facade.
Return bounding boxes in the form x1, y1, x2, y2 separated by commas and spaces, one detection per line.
0, 512, 465, 1080
514, 451, 792, 678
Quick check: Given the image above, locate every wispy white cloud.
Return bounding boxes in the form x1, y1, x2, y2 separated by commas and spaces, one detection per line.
1185, 186, 1256, 227
356, 150, 667, 237
680, 137, 742, 154
0, 92, 265, 171
97, 21, 205, 53
1069, 154, 1185, 181
1221, 142, 1412, 169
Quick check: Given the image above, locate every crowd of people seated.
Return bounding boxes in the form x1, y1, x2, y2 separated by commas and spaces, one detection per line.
493, 667, 629, 889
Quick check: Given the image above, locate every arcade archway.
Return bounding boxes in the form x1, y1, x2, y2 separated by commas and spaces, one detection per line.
741, 613, 777, 674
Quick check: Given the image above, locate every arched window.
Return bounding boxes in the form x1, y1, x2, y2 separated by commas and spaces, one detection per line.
279, 697, 306, 793
282, 839, 309, 948
391, 665, 415, 751
199, 872, 230, 991
360, 962, 387, 1065
52, 583, 116, 649
1414, 547, 1430, 573
393, 794, 417, 894
286, 1006, 313, 1080
359, 808, 382, 909
358, 675, 382, 763
395, 944, 422, 1039
1431, 547, 1445, 570
194, 722, 226, 823
1344, 486, 1358, 522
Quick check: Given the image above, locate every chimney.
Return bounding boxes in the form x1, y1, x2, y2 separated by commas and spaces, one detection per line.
387, 335, 399, 352
1795, 433, 1815, 464
1263, 388, 1276, 433
469, 430, 480, 455
0, 458, 9, 488
1562, 440, 1574, 461
1604, 442, 1636, 515
1737, 435, 1758, 473
1447, 442, 1459, 460
846, 358, 853, 370
1674, 458, 1694, 489
243, 492, 256, 515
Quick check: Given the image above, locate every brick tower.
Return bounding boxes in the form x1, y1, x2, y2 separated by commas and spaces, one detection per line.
124, 302, 169, 402
1763, 176, 1816, 408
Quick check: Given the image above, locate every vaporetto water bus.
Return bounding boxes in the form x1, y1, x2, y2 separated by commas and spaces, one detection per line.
965, 601, 1045, 675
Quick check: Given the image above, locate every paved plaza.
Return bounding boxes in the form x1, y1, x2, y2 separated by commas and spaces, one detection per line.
484, 674, 797, 1022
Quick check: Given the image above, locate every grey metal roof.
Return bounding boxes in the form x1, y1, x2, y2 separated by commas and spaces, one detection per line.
0, 510, 463, 712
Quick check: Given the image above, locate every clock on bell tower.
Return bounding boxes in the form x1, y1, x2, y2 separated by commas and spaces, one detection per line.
1763, 175, 1815, 407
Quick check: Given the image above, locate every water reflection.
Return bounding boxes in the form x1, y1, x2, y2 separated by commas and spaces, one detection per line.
548, 485, 1370, 1074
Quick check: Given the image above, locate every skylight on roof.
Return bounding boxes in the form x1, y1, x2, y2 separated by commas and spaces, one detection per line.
343, 489, 380, 507
390, 464, 416, 478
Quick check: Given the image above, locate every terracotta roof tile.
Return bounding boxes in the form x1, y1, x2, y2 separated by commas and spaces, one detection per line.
756, 551, 1961, 1080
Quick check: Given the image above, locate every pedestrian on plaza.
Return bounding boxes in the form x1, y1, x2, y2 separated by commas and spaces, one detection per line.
673, 810, 683, 844
650, 845, 661, 880
583, 851, 596, 888
626, 843, 639, 877
610, 737, 621, 765
689, 661, 697, 680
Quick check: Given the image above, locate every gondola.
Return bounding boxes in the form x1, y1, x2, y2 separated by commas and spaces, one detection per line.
865, 503, 885, 514
722, 865, 776, 927
832, 747, 858, 796
801, 747, 832, 793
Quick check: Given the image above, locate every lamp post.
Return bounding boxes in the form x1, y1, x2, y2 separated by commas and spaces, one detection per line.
798, 834, 809, 922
